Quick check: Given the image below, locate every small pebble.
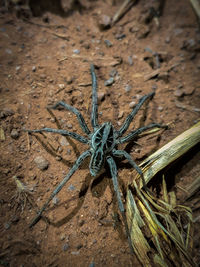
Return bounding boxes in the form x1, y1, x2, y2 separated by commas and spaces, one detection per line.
32, 66, 36, 72
0, 108, 14, 118
183, 87, 195, 95
34, 156, 49, 170
55, 156, 62, 161
98, 92, 105, 102
63, 243, 70, 251
118, 111, 124, 119
127, 56, 133, 65
115, 33, 126, 40
158, 106, 163, 111
52, 196, 59, 205
129, 101, 136, 108
71, 251, 80, 255
165, 36, 171, 43
66, 123, 73, 129
73, 49, 80, 54
60, 233, 66, 241
60, 136, 69, 146
5, 48, 12, 54
4, 222, 10, 230
67, 148, 71, 155
104, 39, 112, 47
16, 66, 21, 71
109, 69, 118, 77
68, 184, 75, 191
124, 84, 132, 92
58, 84, 65, 89
11, 129, 19, 139
98, 15, 111, 30
104, 77, 114, 86
174, 89, 184, 97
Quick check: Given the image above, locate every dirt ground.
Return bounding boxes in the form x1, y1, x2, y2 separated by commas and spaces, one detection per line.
0, 0, 200, 266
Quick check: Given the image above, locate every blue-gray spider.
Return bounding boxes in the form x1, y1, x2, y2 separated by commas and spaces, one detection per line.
27, 64, 165, 252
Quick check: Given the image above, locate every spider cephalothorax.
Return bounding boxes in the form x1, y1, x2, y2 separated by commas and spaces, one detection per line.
27, 64, 165, 252
90, 122, 116, 176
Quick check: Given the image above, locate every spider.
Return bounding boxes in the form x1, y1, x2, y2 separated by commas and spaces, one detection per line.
27, 64, 165, 252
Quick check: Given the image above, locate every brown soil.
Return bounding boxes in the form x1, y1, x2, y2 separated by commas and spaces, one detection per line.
0, 1, 200, 266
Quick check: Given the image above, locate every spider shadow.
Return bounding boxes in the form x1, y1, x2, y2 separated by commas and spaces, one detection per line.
30, 107, 89, 169
89, 159, 134, 241
47, 172, 92, 228
40, 158, 132, 243
124, 94, 162, 157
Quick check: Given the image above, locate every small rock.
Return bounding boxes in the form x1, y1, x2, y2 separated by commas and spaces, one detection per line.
104, 39, 112, 47
52, 196, 59, 205
71, 251, 80, 255
58, 84, 65, 89
34, 156, 49, 170
174, 89, 184, 97
104, 77, 114, 86
60, 233, 66, 241
16, 66, 21, 71
73, 49, 80, 54
98, 15, 111, 30
129, 101, 136, 108
68, 184, 75, 191
124, 84, 132, 92
115, 33, 126, 40
158, 106, 163, 111
98, 92, 105, 102
109, 69, 118, 77
0, 108, 14, 118
67, 148, 71, 155
63, 243, 70, 251
4, 222, 10, 230
32, 66, 36, 72
5, 48, 12, 54
183, 87, 195, 95
127, 56, 133, 65
11, 129, 19, 139
83, 42, 90, 49
165, 36, 171, 43
118, 111, 124, 119
66, 123, 73, 129
55, 156, 62, 161
60, 136, 69, 146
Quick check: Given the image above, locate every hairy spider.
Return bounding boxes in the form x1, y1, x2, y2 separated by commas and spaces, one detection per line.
27, 64, 165, 252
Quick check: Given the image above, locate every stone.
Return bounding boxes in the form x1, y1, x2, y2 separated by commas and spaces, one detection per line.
34, 156, 49, 170
11, 129, 19, 139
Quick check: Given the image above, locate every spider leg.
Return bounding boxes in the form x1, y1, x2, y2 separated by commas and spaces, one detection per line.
48, 101, 91, 136
90, 64, 99, 129
26, 127, 89, 144
112, 149, 147, 189
117, 91, 155, 137
107, 156, 134, 254
29, 150, 91, 228
118, 123, 167, 144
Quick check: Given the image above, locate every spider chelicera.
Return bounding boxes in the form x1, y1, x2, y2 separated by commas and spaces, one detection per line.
27, 64, 165, 252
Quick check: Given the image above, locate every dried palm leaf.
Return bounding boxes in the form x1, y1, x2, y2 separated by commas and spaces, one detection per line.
126, 121, 200, 266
